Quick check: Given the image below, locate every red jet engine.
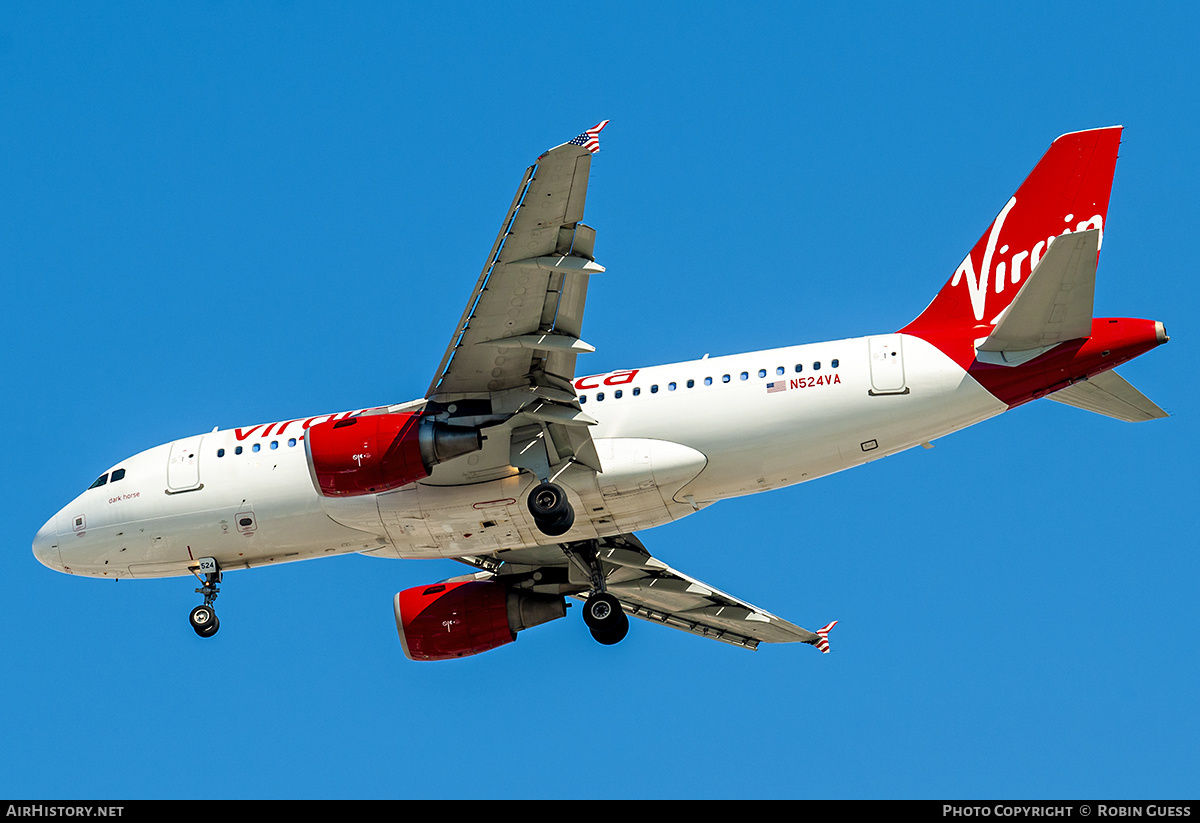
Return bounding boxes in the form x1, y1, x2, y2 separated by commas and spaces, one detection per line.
393, 580, 567, 661
305, 412, 481, 497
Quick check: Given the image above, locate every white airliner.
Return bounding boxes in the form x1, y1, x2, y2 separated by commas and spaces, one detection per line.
33, 122, 1168, 660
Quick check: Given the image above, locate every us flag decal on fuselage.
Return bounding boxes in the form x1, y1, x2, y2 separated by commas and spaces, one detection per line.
766, 381, 787, 394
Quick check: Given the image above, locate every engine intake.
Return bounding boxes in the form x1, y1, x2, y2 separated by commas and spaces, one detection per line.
393, 580, 566, 661
306, 412, 481, 497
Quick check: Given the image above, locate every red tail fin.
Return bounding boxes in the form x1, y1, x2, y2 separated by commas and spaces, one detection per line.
901, 127, 1122, 337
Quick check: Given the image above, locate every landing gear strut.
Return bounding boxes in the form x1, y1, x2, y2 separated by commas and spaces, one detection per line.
562, 542, 630, 646
527, 482, 575, 536
190, 557, 221, 638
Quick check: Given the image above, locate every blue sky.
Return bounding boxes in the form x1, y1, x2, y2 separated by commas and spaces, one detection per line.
3, 2, 1197, 799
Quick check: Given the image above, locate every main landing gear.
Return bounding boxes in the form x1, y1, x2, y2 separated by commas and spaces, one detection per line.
189, 557, 221, 638
527, 481, 575, 537
526, 484, 630, 646
562, 541, 630, 646
582, 591, 628, 645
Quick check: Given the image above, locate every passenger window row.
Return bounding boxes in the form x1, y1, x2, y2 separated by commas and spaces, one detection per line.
217, 438, 299, 458
579, 359, 840, 404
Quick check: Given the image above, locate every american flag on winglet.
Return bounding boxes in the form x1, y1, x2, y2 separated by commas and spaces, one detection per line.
569, 120, 610, 153
814, 620, 838, 653
766, 380, 786, 393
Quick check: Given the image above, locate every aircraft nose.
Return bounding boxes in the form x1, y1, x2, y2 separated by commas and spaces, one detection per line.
32, 516, 63, 571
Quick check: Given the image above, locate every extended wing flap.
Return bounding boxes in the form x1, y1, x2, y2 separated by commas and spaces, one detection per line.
603, 557, 820, 648
463, 534, 830, 651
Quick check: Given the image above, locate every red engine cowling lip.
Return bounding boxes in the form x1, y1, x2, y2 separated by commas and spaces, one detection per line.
394, 580, 515, 662
306, 412, 430, 497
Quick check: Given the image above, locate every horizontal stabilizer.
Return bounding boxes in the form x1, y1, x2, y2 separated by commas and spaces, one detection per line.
1048, 369, 1168, 422
978, 229, 1098, 358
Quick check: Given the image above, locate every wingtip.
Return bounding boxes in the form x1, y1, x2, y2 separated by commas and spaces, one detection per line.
539, 121, 611, 160
815, 620, 837, 653
570, 120, 610, 154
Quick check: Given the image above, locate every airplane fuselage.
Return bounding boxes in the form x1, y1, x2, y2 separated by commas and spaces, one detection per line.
32, 332, 1012, 579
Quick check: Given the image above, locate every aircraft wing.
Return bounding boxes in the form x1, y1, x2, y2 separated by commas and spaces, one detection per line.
451, 534, 834, 651
418, 122, 610, 481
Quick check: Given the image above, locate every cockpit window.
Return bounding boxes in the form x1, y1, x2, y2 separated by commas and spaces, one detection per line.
87, 468, 127, 490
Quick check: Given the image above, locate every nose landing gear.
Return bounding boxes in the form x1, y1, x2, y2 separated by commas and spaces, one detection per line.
189, 557, 221, 638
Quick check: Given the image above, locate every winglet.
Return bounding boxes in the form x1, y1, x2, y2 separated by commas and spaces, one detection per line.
540, 121, 610, 160
815, 620, 838, 653
568, 120, 609, 154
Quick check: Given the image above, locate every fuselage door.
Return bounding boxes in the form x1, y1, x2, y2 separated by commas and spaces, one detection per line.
868, 335, 909, 395
166, 436, 205, 493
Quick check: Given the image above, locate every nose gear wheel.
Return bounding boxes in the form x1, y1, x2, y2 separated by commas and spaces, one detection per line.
189, 560, 222, 638
189, 604, 219, 637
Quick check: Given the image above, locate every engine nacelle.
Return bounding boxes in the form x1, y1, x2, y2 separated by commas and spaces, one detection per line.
393, 580, 566, 661
305, 412, 481, 497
